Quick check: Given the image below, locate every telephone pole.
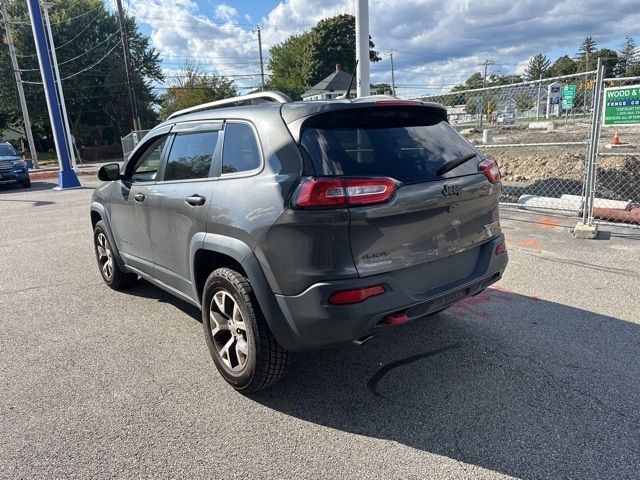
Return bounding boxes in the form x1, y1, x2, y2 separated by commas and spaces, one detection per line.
115, 0, 140, 131
390, 52, 396, 96
1, 0, 38, 168
479, 59, 494, 127
253, 26, 265, 91
355, 0, 370, 97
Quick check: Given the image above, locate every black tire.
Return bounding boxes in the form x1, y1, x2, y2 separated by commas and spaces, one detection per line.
93, 220, 137, 290
21, 178, 31, 188
202, 267, 288, 393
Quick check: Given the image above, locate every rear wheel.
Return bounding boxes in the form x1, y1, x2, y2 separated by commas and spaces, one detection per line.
21, 178, 31, 188
93, 220, 137, 290
202, 268, 288, 393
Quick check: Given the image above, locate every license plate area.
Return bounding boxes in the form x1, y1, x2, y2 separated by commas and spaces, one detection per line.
407, 288, 469, 318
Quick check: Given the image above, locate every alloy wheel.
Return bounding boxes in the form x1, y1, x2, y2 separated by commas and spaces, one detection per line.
209, 290, 249, 371
96, 232, 114, 280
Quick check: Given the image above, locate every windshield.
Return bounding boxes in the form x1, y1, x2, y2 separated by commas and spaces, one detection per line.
0, 144, 18, 157
299, 107, 480, 184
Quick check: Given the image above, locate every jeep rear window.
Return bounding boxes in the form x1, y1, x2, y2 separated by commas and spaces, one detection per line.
299, 107, 479, 184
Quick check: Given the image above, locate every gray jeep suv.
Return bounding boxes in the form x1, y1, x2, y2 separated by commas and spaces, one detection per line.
91, 92, 508, 392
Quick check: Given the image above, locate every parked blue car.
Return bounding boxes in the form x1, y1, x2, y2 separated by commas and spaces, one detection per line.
0, 142, 31, 188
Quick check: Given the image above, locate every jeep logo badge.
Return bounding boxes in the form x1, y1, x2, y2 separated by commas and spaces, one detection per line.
442, 184, 461, 196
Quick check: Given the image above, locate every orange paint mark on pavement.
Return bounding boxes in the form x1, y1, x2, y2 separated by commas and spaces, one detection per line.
513, 238, 543, 249
535, 216, 562, 229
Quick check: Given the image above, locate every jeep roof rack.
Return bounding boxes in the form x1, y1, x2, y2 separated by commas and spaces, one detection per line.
167, 91, 292, 120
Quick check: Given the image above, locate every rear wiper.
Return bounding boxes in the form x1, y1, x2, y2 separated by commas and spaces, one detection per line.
437, 153, 479, 176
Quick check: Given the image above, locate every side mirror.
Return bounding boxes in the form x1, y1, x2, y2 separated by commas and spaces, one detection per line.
98, 163, 121, 182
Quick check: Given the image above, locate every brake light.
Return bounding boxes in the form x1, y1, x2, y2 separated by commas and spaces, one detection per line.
294, 177, 397, 208
375, 100, 422, 106
479, 159, 501, 183
329, 285, 386, 305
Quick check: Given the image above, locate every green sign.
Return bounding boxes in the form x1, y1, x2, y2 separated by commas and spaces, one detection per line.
604, 85, 640, 126
562, 98, 574, 110
561, 84, 576, 99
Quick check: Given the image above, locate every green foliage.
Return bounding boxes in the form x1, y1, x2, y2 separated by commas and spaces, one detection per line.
159, 63, 238, 120
548, 55, 577, 77
373, 83, 393, 95
266, 33, 313, 101
615, 36, 638, 76
267, 14, 380, 100
0, 0, 162, 151
524, 54, 550, 80
577, 36, 598, 69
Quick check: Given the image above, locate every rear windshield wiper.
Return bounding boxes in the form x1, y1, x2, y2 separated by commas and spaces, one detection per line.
437, 153, 479, 176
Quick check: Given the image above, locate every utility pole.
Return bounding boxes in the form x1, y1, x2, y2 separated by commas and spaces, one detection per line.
42, 2, 78, 169
389, 52, 396, 96
115, 0, 140, 131
355, 0, 370, 97
479, 59, 494, 127
26, 0, 80, 188
253, 26, 265, 91
1, 0, 38, 168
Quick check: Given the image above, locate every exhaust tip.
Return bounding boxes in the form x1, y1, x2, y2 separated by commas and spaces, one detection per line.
353, 335, 374, 346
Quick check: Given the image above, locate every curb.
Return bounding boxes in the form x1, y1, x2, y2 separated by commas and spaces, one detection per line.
30, 170, 97, 180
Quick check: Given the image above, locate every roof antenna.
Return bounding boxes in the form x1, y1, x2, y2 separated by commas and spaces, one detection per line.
338, 60, 358, 100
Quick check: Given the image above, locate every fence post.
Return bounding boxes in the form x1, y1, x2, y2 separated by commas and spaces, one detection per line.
575, 58, 604, 239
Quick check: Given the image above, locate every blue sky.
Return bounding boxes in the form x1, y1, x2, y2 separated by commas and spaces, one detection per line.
128, 0, 640, 97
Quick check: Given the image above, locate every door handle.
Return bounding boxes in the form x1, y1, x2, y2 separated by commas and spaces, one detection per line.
133, 193, 146, 202
185, 195, 206, 206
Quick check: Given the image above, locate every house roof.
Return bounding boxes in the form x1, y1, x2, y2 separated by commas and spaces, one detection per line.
302, 65, 354, 98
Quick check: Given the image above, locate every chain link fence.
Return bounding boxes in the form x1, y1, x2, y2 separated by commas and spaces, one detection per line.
121, 130, 150, 161
591, 75, 640, 226
417, 72, 597, 217
417, 69, 640, 227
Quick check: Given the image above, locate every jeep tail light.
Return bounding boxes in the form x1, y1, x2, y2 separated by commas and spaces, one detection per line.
479, 159, 501, 183
294, 177, 397, 208
329, 285, 386, 305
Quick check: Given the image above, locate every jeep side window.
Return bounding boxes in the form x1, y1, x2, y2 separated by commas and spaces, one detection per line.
130, 136, 167, 182
222, 123, 261, 174
163, 131, 219, 181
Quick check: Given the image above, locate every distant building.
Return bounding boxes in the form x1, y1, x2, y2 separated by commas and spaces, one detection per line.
0, 126, 23, 142
302, 64, 357, 101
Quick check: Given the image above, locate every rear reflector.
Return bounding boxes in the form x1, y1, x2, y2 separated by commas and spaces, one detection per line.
384, 312, 409, 325
294, 177, 396, 208
479, 159, 501, 183
495, 242, 507, 255
329, 285, 386, 305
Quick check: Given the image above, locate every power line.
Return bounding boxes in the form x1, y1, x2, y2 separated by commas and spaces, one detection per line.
53, 10, 105, 51
60, 42, 121, 80
57, 32, 120, 66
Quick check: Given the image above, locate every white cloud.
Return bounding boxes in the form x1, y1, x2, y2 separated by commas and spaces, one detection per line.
131, 0, 640, 96
214, 4, 237, 21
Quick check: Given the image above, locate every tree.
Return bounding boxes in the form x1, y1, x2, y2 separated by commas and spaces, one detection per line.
524, 54, 550, 80
576, 36, 598, 71
267, 14, 380, 99
266, 33, 313, 101
159, 64, 238, 120
592, 49, 619, 77
548, 55, 577, 77
452, 72, 485, 91
0, 0, 162, 152
373, 83, 393, 95
307, 14, 380, 85
615, 36, 638, 76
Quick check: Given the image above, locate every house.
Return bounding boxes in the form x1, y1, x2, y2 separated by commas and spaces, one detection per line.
0, 126, 23, 142
302, 64, 357, 101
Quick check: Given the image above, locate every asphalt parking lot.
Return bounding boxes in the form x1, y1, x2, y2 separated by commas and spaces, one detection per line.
1, 179, 639, 479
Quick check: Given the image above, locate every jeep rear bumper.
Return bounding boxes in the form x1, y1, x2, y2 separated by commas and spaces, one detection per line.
255, 235, 507, 352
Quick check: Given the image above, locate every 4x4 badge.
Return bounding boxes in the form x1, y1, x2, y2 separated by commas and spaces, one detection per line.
442, 184, 461, 196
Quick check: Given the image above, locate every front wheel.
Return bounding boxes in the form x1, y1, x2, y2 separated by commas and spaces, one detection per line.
93, 220, 137, 290
202, 268, 288, 393
21, 178, 31, 188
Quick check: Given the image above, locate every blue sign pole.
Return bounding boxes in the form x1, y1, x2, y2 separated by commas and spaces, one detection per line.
26, 0, 80, 189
